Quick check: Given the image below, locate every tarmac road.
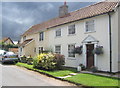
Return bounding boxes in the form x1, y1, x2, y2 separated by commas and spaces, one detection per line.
1, 64, 76, 87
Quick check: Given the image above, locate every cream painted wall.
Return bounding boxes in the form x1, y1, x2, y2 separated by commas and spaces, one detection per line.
24, 40, 35, 57
118, 6, 120, 71
111, 10, 118, 72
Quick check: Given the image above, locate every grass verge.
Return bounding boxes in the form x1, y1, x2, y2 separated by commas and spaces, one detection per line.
65, 73, 119, 86
16, 62, 77, 77
16, 62, 120, 87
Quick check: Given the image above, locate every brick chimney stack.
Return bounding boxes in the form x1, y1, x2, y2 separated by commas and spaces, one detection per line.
59, 1, 68, 17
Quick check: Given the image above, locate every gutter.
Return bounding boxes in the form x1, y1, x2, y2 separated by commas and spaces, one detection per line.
108, 13, 112, 73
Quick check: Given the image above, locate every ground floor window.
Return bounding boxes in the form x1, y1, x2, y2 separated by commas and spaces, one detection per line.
39, 47, 43, 54
55, 45, 61, 54
34, 47, 36, 52
20, 48, 22, 52
68, 44, 75, 57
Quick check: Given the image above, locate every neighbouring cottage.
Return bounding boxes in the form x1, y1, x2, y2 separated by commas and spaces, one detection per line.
0, 37, 14, 45
0, 37, 19, 52
19, 1, 120, 72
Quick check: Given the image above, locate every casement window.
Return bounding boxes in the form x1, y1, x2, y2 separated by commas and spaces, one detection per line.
55, 29, 61, 37
20, 48, 22, 52
39, 32, 44, 41
34, 48, 36, 52
55, 45, 61, 54
68, 24, 75, 35
68, 44, 75, 57
23, 36, 26, 41
85, 20, 95, 32
39, 47, 43, 54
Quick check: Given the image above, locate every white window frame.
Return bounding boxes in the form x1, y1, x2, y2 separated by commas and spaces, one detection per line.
68, 24, 76, 35
34, 47, 36, 52
20, 47, 22, 52
23, 36, 26, 41
68, 44, 75, 57
55, 45, 61, 54
39, 47, 43, 54
85, 20, 95, 33
39, 32, 44, 41
55, 28, 61, 37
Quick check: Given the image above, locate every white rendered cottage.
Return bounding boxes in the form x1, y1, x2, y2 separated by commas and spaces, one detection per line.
19, 1, 120, 72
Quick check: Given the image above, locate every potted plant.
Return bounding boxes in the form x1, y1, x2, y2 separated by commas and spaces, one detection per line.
90, 66, 98, 73
73, 45, 83, 55
93, 45, 103, 55
79, 64, 86, 70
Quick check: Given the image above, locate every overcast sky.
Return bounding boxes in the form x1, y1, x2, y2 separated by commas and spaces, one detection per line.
1, 1, 102, 41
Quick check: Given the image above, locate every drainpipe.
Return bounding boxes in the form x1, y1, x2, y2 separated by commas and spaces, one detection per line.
108, 13, 112, 73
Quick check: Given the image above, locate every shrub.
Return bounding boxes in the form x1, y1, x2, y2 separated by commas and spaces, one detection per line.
79, 64, 86, 70
54, 54, 65, 69
33, 53, 56, 70
90, 66, 98, 72
73, 46, 82, 55
20, 55, 27, 63
93, 45, 103, 55
26, 56, 33, 65
33, 53, 65, 70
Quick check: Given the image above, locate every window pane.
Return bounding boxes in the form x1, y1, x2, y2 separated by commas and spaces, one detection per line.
68, 25, 75, 34
39, 32, 44, 41
85, 20, 94, 32
55, 45, 61, 54
68, 44, 75, 57
39, 47, 43, 54
56, 29, 61, 37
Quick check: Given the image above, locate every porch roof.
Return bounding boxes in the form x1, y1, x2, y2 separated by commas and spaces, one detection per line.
19, 39, 33, 47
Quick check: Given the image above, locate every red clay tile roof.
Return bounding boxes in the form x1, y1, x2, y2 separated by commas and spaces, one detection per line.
22, 1, 119, 36
9, 48, 18, 54
19, 39, 33, 47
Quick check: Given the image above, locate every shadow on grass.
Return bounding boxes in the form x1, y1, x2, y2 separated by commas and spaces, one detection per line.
1, 62, 17, 65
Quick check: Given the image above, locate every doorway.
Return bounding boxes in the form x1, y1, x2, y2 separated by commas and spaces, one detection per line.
86, 44, 94, 68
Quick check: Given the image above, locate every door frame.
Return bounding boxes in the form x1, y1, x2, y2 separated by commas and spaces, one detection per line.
86, 44, 94, 68
83, 43, 97, 68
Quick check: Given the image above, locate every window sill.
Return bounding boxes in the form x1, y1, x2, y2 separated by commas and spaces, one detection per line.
84, 31, 96, 34
67, 34, 76, 36
55, 36, 62, 38
67, 57, 76, 60
39, 40, 44, 42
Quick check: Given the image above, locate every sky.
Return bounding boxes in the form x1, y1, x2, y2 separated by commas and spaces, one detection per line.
1, 1, 102, 41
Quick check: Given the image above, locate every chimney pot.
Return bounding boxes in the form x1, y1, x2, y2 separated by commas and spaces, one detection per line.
59, 2, 68, 17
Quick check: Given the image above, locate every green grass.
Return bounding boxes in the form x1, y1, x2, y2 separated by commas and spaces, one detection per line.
65, 73, 120, 86
16, 62, 77, 77
16, 62, 120, 87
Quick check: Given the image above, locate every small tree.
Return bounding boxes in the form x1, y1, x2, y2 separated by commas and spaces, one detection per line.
54, 54, 65, 69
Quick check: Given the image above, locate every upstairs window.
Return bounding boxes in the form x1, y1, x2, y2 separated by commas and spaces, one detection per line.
55, 45, 61, 54
68, 44, 75, 57
55, 29, 61, 37
85, 20, 95, 32
68, 24, 75, 35
23, 36, 26, 41
39, 32, 44, 41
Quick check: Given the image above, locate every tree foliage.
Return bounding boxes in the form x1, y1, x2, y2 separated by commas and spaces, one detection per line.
0, 42, 18, 51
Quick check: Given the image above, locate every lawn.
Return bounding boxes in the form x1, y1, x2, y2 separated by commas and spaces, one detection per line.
16, 62, 120, 87
16, 62, 77, 77
65, 73, 120, 86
